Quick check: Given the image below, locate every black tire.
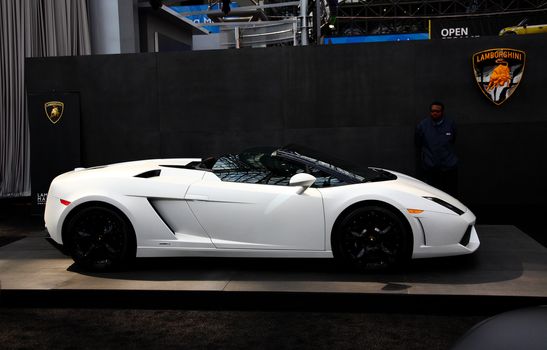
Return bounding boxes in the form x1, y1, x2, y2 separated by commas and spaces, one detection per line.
65, 205, 136, 271
502, 31, 517, 35
332, 205, 411, 271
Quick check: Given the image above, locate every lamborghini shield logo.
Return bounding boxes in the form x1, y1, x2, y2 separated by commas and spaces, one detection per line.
44, 101, 64, 124
472, 48, 525, 105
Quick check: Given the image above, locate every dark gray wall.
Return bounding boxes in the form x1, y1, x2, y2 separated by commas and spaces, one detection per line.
26, 34, 547, 207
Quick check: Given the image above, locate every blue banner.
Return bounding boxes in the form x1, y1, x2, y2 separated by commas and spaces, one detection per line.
324, 33, 429, 45
171, 4, 239, 34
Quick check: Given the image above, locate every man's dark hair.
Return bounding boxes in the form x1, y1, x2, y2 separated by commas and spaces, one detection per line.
430, 101, 444, 111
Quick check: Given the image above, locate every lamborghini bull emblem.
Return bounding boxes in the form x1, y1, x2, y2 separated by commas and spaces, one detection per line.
44, 101, 64, 124
472, 48, 525, 105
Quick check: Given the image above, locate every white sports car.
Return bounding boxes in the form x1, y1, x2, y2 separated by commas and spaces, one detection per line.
45, 145, 479, 271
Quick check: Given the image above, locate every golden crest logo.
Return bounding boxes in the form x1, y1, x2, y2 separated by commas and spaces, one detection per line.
44, 101, 64, 124
472, 48, 525, 105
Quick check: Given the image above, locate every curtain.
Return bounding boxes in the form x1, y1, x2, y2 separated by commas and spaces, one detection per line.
0, 0, 90, 198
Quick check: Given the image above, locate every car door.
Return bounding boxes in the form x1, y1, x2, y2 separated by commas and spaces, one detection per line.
185, 172, 325, 250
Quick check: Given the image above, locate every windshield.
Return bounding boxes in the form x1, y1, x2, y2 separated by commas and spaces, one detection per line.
274, 144, 395, 184
206, 144, 396, 186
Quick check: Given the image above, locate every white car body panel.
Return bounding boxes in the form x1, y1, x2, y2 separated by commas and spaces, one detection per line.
45, 155, 479, 262
186, 175, 324, 250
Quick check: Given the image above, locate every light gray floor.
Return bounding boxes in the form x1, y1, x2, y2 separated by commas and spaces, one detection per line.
1, 225, 546, 297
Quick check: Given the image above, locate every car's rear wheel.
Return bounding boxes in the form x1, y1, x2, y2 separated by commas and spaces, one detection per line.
65, 205, 136, 271
332, 205, 411, 270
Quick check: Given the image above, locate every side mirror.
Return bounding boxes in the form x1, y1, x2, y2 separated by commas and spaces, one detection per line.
289, 173, 316, 193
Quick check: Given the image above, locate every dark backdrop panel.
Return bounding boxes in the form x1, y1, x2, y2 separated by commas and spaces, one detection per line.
414, 36, 546, 125
158, 49, 287, 133
25, 56, 82, 91
285, 127, 416, 173
286, 43, 418, 128
75, 54, 160, 165
160, 129, 286, 159
28, 92, 81, 210
457, 122, 547, 205
27, 54, 162, 166
25, 33, 547, 209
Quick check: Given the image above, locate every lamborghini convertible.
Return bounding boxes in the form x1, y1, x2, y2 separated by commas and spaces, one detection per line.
44, 145, 479, 271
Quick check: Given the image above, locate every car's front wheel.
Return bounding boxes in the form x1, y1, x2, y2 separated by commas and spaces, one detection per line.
65, 205, 136, 271
332, 205, 412, 270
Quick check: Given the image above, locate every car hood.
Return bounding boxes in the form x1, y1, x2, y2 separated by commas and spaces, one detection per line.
384, 170, 467, 212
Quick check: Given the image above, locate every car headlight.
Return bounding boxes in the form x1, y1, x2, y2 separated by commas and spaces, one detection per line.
423, 196, 465, 215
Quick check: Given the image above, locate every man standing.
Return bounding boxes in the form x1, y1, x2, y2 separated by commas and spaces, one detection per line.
415, 101, 458, 197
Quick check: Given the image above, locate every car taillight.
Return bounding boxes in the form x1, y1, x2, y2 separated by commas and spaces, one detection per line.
60, 199, 71, 206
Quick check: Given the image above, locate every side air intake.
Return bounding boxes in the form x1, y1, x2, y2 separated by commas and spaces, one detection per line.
135, 169, 161, 178
460, 225, 472, 246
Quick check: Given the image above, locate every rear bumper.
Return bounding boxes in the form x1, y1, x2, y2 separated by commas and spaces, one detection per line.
44, 194, 65, 245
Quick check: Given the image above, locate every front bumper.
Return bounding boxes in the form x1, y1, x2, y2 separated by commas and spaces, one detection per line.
411, 209, 480, 259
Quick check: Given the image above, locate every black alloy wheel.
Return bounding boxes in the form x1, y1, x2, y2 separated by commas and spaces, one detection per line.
333, 205, 411, 270
66, 206, 136, 271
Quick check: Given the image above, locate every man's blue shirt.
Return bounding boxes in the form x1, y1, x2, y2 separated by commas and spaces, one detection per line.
415, 117, 458, 170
